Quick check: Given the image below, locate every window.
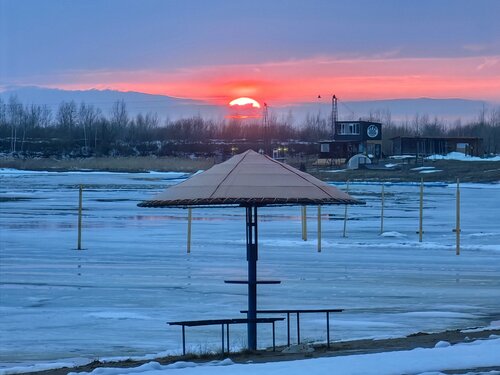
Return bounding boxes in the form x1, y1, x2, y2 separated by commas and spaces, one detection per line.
339, 123, 360, 135
321, 143, 330, 153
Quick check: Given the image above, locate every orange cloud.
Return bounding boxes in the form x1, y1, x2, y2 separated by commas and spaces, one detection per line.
46, 55, 500, 104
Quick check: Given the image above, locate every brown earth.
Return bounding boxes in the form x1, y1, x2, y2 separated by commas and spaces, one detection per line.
0, 156, 215, 173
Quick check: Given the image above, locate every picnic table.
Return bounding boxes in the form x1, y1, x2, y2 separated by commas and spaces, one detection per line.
240, 308, 343, 348
168, 317, 284, 355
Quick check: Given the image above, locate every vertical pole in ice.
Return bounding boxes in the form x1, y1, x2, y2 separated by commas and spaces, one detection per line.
301, 206, 307, 241
187, 207, 192, 254
343, 180, 349, 238
317, 205, 322, 252
419, 178, 423, 242
77, 185, 83, 250
380, 184, 385, 235
456, 178, 460, 256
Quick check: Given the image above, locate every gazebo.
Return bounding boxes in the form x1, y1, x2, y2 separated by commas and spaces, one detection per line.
138, 149, 362, 350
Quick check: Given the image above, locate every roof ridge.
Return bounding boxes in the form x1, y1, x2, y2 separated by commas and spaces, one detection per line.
263, 154, 339, 199
207, 150, 251, 199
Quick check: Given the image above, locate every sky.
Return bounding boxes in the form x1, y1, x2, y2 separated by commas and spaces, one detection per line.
1, 0, 500, 106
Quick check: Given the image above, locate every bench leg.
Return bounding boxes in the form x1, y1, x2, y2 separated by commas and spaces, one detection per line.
182, 326, 186, 356
287, 312, 290, 346
297, 313, 300, 344
272, 321, 276, 351
221, 324, 225, 355
326, 312, 330, 349
226, 324, 230, 353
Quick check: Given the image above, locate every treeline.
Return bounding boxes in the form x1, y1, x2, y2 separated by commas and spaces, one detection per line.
1, 96, 499, 158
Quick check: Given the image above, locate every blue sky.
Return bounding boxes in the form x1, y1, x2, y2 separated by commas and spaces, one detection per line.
1, 0, 499, 103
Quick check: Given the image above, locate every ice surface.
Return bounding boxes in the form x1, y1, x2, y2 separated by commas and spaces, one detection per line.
66, 337, 500, 375
1, 171, 500, 369
419, 170, 443, 174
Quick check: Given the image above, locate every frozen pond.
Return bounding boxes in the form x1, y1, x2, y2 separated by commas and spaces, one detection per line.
0, 169, 499, 368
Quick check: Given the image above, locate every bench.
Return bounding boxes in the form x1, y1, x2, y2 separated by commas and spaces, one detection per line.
240, 309, 343, 348
168, 317, 285, 355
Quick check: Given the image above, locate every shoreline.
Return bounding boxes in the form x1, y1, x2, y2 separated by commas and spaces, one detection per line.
5, 325, 499, 375
1, 155, 500, 183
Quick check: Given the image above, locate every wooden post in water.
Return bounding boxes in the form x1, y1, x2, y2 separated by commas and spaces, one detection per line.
301, 206, 308, 241
317, 206, 322, 252
456, 179, 460, 256
419, 178, 423, 242
343, 180, 349, 238
77, 185, 83, 250
380, 184, 385, 235
187, 207, 192, 254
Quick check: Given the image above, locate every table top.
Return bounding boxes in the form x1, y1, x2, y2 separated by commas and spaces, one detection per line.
240, 308, 343, 314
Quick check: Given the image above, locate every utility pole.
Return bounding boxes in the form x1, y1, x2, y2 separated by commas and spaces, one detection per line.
331, 95, 338, 140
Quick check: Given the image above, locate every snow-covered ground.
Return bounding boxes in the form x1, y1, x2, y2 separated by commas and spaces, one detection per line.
426, 151, 500, 162
0, 170, 499, 372
65, 336, 500, 375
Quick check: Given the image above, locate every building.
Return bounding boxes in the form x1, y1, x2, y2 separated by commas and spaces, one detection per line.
318, 121, 382, 164
391, 136, 483, 157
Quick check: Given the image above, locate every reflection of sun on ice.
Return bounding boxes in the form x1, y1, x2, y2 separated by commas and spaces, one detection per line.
227, 97, 261, 119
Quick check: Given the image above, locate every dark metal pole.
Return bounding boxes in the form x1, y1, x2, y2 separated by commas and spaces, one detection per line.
326, 311, 330, 348
246, 206, 258, 350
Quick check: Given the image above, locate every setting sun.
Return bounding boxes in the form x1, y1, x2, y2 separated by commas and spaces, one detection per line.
229, 97, 261, 108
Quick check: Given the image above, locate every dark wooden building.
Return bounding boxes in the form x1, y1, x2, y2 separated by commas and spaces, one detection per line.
318, 121, 382, 163
391, 136, 483, 157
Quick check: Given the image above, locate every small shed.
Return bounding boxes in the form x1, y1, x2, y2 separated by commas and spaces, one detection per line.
391, 136, 483, 157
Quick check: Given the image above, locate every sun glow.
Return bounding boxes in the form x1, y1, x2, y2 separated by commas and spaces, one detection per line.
229, 97, 261, 108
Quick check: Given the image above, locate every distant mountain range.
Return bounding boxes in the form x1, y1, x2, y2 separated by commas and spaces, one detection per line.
0, 86, 495, 124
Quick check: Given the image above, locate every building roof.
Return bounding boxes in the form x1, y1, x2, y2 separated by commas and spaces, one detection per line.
390, 136, 482, 141
138, 149, 362, 207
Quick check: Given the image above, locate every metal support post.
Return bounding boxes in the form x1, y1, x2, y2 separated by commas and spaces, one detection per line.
246, 206, 258, 350
77, 185, 83, 250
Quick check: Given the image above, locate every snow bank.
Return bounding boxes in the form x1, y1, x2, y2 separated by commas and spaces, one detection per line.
65, 338, 500, 375
426, 152, 500, 162
0, 361, 84, 375
67, 359, 234, 375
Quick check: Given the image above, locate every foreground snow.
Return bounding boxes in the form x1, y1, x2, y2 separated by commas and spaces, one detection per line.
61, 337, 500, 375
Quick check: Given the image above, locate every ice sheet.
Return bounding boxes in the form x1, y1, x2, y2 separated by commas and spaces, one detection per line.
1, 171, 499, 368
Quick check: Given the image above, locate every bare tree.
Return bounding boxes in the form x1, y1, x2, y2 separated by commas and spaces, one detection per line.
7, 96, 23, 153
78, 102, 101, 154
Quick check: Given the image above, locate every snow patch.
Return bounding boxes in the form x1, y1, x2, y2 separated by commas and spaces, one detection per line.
411, 166, 436, 171
434, 341, 451, 348
419, 169, 443, 174
87, 312, 153, 320
426, 152, 500, 162
380, 231, 406, 238
68, 359, 234, 375
398, 311, 477, 319
0, 362, 79, 375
